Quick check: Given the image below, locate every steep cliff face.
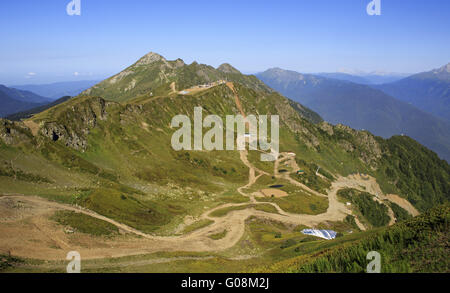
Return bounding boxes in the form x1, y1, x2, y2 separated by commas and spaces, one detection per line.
1, 96, 114, 152
0, 119, 34, 146
334, 124, 382, 165
33, 97, 112, 151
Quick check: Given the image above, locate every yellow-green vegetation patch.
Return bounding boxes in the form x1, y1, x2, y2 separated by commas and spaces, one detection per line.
256, 191, 328, 215
242, 175, 277, 194
0, 160, 52, 183
245, 217, 318, 253
218, 189, 250, 203
182, 219, 214, 234
316, 219, 356, 234
78, 188, 185, 233
248, 176, 330, 215
247, 150, 274, 173
289, 162, 332, 194
80, 255, 270, 273
253, 204, 279, 214
209, 203, 278, 218
51, 210, 118, 236
209, 229, 228, 240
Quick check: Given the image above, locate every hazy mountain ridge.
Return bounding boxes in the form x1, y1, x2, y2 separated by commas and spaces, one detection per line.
13, 80, 100, 100
256, 68, 450, 162
375, 63, 450, 122
6, 96, 73, 121
317, 73, 371, 84
317, 71, 408, 85
0, 85, 50, 117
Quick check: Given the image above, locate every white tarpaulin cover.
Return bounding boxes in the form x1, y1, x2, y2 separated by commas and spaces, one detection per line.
301, 229, 337, 240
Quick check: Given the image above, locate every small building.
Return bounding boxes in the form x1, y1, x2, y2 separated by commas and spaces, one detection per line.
296, 170, 305, 175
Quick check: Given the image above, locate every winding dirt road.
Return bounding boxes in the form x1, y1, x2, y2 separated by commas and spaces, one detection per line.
0, 82, 412, 261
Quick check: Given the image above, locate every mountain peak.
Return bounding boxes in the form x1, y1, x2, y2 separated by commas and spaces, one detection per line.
266, 67, 302, 75
266, 67, 286, 72
261, 68, 308, 81
426, 62, 450, 81
217, 63, 241, 74
134, 52, 167, 66
438, 63, 450, 73
82, 54, 272, 102
266, 67, 282, 72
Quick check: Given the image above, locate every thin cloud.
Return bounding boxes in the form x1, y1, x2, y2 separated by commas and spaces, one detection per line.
25, 72, 37, 79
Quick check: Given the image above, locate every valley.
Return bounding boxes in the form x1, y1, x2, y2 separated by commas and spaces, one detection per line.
0, 150, 404, 268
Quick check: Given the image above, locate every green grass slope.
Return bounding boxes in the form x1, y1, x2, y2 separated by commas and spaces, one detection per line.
256, 203, 449, 273
0, 55, 448, 236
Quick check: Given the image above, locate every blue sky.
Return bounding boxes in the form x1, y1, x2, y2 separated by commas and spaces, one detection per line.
1, 0, 449, 84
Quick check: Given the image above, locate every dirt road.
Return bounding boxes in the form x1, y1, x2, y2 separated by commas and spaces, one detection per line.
0, 83, 415, 261
226, 82, 246, 117
0, 171, 370, 260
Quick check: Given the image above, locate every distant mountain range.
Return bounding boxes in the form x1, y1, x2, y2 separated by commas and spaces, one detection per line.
0, 85, 50, 117
6, 96, 73, 121
317, 72, 407, 85
375, 63, 450, 122
256, 68, 450, 162
1, 80, 99, 119
12, 80, 100, 100
320, 65, 450, 122
316, 73, 373, 84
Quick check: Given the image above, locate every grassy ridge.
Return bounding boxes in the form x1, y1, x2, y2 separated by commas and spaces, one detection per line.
256, 203, 449, 273
84, 54, 273, 103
